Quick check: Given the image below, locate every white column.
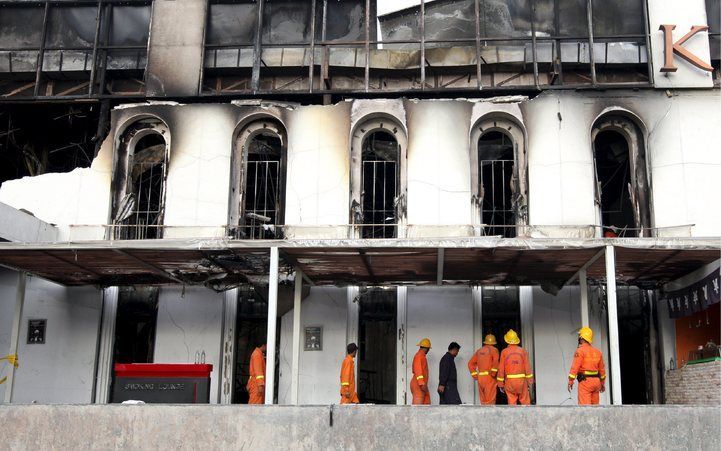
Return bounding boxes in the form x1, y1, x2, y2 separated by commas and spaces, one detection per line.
3, 272, 26, 403
396, 286, 408, 405
472, 286, 483, 405
265, 247, 279, 405
580, 268, 590, 327
605, 245, 623, 405
519, 286, 535, 371
219, 288, 238, 405
290, 270, 303, 405
346, 286, 360, 346
93, 286, 118, 404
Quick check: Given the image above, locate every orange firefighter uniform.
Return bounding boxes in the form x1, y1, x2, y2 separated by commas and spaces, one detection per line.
468, 334, 499, 405
247, 347, 266, 404
497, 330, 533, 406
411, 339, 431, 404
340, 354, 359, 404
568, 327, 606, 405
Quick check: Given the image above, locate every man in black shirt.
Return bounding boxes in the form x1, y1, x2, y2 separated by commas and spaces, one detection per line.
438, 341, 462, 404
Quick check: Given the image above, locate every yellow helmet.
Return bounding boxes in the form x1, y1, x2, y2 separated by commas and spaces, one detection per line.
483, 334, 497, 345
579, 327, 593, 343
417, 338, 432, 349
504, 329, 520, 345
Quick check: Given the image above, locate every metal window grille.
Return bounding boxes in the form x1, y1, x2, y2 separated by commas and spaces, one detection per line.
361, 159, 397, 239
237, 133, 283, 239
478, 131, 516, 238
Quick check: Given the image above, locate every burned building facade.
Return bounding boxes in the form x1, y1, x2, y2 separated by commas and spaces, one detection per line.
0, 0, 719, 408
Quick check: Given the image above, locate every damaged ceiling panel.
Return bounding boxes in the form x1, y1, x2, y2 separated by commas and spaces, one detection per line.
0, 239, 718, 290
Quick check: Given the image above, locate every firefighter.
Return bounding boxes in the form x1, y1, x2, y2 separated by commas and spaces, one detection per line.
411, 338, 431, 405
247, 343, 267, 404
340, 343, 360, 404
468, 334, 499, 405
497, 329, 533, 405
568, 326, 606, 405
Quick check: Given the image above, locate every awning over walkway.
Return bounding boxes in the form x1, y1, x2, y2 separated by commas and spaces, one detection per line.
0, 238, 718, 288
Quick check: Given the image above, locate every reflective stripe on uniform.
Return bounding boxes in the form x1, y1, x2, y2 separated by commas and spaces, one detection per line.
471, 371, 478, 376
583, 370, 598, 375
601, 375, 606, 380
416, 375, 424, 380
506, 373, 526, 379
525, 374, 534, 378
496, 377, 505, 381
256, 375, 265, 379
341, 382, 350, 386
568, 373, 577, 379
477, 371, 489, 376
491, 368, 498, 372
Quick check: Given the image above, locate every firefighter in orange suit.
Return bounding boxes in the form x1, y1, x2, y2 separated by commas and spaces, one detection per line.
497, 330, 533, 405
468, 334, 500, 405
411, 338, 431, 404
247, 343, 267, 404
568, 327, 606, 405
340, 343, 360, 404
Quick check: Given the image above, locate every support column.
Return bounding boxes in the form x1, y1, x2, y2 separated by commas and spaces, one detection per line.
93, 286, 118, 404
396, 286, 408, 405
346, 286, 360, 346
580, 268, 590, 327
265, 247, 279, 405
605, 245, 623, 405
219, 288, 238, 405
519, 286, 535, 370
290, 270, 303, 405
3, 272, 26, 403
472, 286, 483, 405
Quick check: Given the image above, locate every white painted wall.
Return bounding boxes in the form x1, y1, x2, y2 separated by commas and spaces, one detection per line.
284, 103, 351, 230
278, 287, 347, 405
153, 286, 224, 404
9, 277, 101, 404
405, 286, 475, 405
405, 101, 473, 229
532, 286, 611, 406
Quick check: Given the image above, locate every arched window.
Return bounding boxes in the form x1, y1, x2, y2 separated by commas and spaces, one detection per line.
591, 115, 651, 237
350, 117, 407, 239
470, 116, 528, 238
112, 118, 170, 240
229, 118, 287, 239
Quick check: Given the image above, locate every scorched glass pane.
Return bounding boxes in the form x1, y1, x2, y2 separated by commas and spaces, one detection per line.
262, 0, 317, 44
0, 6, 44, 49
325, 0, 367, 42
110, 6, 151, 46
592, 0, 644, 36
207, 2, 258, 45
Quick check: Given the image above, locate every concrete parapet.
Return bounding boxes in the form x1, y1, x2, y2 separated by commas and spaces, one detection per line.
1, 404, 719, 450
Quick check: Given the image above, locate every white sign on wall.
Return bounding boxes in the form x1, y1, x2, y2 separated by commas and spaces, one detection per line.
648, 0, 714, 88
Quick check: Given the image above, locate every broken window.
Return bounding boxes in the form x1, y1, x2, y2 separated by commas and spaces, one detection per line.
229, 119, 286, 239
112, 118, 169, 240
350, 117, 407, 239
592, 115, 651, 237
471, 117, 528, 237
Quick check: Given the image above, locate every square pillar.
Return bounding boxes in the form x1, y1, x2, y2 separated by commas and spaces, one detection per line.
265, 247, 279, 405
290, 270, 303, 405
605, 245, 623, 405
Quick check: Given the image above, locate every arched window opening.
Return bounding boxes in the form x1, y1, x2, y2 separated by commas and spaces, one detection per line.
230, 119, 287, 239
112, 118, 169, 240
360, 130, 400, 239
478, 130, 516, 238
592, 115, 651, 237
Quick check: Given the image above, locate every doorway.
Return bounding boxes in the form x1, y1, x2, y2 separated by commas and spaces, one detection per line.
617, 285, 653, 404
231, 286, 279, 404
358, 288, 397, 404
481, 286, 522, 405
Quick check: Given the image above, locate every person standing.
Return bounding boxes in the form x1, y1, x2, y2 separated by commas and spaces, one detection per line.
497, 330, 533, 406
438, 342, 462, 405
468, 334, 500, 405
411, 338, 431, 405
247, 343, 267, 404
567, 327, 606, 405
340, 343, 360, 404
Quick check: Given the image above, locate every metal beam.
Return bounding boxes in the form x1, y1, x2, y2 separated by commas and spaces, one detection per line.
264, 246, 279, 405
436, 248, 444, 285
605, 245, 622, 405
564, 248, 605, 286
113, 249, 186, 285
291, 269, 303, 405
579, 268, 589, 327
357, 249, 376, 282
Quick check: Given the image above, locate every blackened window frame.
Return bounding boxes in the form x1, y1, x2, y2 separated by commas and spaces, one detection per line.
0, 0, 153, 99
200, 0, 652, 95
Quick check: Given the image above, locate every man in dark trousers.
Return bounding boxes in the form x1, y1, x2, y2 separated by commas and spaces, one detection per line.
438, 342, 462, 404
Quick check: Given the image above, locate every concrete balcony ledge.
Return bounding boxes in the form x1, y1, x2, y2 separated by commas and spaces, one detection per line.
1, 405, 719, 450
